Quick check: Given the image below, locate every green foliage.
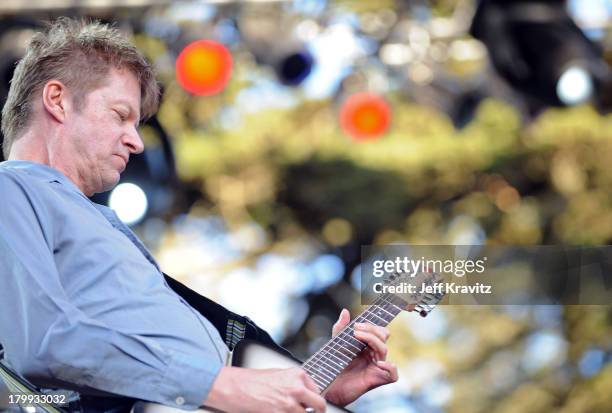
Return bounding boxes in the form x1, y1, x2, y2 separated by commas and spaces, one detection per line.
158, 72, 612, 413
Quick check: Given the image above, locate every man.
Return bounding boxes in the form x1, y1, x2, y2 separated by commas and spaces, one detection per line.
0, 18, 400, 413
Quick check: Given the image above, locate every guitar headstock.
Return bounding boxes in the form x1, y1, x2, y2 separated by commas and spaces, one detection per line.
383, 270, 445, 317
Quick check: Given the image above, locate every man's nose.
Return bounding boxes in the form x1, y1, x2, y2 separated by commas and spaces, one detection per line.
124, 126, 144, 155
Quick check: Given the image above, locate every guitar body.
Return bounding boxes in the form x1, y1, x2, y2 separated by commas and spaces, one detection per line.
134, 340, 351, 413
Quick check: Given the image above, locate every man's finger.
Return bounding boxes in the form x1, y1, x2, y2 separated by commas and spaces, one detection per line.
353, 328, 387, 361
296, 388, 326, 413
303, 373, 321, 393
354, 322, 390, 342
376, 361, 399, 382
332, 308, 350, 337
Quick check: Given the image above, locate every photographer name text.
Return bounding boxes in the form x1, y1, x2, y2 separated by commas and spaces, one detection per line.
373, 281, 492, 295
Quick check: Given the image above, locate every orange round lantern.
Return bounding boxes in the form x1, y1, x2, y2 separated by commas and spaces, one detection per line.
340, 92, 391, 141
176, 40, 232, 96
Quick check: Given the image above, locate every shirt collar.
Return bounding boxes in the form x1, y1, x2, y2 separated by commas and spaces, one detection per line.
0, 160, 86, 195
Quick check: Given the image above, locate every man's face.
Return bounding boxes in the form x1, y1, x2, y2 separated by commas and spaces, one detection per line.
60, 67, 144, 195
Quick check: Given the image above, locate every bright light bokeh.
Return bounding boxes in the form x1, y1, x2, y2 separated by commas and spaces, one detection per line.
556, 65, 594, 105
340, 92, 392, 140
176, 39, 232, 96
109, 183, 149, 225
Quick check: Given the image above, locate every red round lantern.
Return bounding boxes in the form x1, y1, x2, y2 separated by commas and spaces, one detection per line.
176, 40, 232, 96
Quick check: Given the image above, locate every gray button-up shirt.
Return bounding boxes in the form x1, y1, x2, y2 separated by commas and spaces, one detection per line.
0, 160, 228, 410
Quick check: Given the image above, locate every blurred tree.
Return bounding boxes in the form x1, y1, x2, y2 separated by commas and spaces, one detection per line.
128, 10, 612, 410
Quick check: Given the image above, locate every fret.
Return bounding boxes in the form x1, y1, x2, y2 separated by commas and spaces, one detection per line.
334, 334, 362, 353
319, 349, 346, 371
387, 307, 402, 318
380, 294, 408, 308
312, 362, 338, 380
361, 310, 386, 325
388, 294, 409, 309
383, 300, 403, 312
320, 357, 346, 374
308, 370, 328, 384
355, 317, 376, 326
314, 356, 342, 374
308, 373, 328, 390
372, 306, 394, 321
380, 301, 398, 314
331, 345, 357, 361
305, 363, 335, 383
378, 297, 401, 313
336, 334, 365, 356
319, 362, 340, 383
315, 349, 345, 375
380, 298, 401, 312
304, 360, 341, 383
321, 349, 348, 368
304, 348, 347, 375
301, 293, 407, 393
339, 330, 365, 348
305, 371, 332, 390
364, 311, 387, 325
386, 297, 402, 308
316, 378, 332, 390
341, 329, 365, 350
327, 348, 352, 364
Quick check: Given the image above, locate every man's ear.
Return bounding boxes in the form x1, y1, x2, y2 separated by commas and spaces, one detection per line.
41, 80, 69, 123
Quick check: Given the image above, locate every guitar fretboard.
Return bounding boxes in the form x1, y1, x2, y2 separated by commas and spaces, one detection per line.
301, 293, 408, 392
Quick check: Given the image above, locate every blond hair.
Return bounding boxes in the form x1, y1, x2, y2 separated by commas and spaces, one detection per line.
1, 17, 160, 158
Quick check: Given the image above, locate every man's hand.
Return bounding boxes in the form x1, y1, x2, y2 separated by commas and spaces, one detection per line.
204, 366, 326, 413
324, 309, 399, 407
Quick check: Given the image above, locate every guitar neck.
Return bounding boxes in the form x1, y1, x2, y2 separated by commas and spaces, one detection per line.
300, 293, 408, 392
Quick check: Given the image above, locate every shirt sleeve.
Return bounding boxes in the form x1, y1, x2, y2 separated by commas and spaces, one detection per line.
0, 172, 222, 410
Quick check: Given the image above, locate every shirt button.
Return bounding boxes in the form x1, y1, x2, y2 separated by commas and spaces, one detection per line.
176, 396, 185, 406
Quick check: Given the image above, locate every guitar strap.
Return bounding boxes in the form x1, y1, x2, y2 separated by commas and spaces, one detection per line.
162, 273, 294, 359
92, 203, 294, 357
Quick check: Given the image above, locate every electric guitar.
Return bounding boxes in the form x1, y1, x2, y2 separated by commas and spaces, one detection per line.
135, 271, 445, 413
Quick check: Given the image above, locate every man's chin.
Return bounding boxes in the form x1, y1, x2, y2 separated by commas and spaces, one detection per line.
100, 174, 121, 194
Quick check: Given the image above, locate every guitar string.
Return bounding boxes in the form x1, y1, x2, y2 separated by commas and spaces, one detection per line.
301, 293, 405, 389
303, 274, 445, 389
302, 292, 399, 376
302, 270, 430, 388
303, 299, 392, 387
302, 292, 395, 372
306, 293, 409, 386
302, 299, 400, 390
